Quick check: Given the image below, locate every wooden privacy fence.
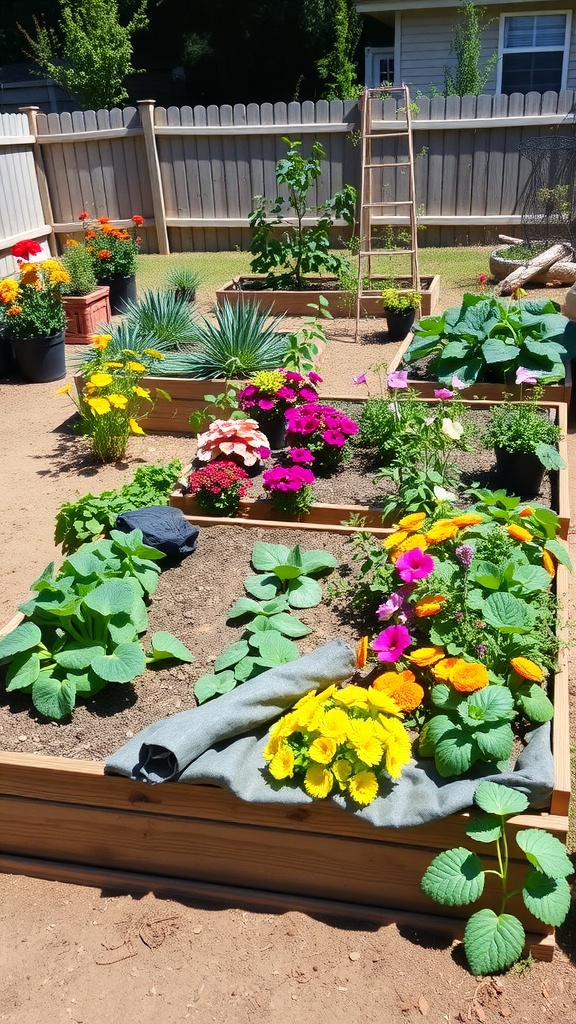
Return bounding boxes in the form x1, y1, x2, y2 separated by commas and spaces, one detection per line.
2, 90, 576, 260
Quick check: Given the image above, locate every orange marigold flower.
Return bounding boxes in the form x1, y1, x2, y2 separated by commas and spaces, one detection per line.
510, 657, 543, 682
373, 669, 416, 690
414, 594, 447, 618
408, 646, 445, 667
372, 670, 424, 712
6, 305, 22, 315
542, 549, 556, 578
431, 656, 462, 682
519, 507, 533, 518
65, 238, 80, 247
398, 512, 427, 532
383, 529, 408, 550
451, 661, 489, 693
356, 636, 368, 669
390, 534, 429, 561
425, 519, 460, 544
101, 223, 114, 235
449, 513, 484, 528
78, 211, 89, 220
506, 524, 533, 543
97, 249, 112, 259
97, 216, 110, 224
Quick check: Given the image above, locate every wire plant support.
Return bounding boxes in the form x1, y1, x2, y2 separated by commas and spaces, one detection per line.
355, 84, 421, 341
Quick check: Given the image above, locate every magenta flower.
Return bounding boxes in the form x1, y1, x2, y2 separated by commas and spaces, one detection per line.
299, 386, 319, 402
259, 445, 271, 460
288, 447, 315, 464
515, 366, 538, 385
376, 592, 404, 621
395, 547, 435, 583
387, 370, 409, 389
372, 624, 412, 662
353, 372, 368, 386
285, 371, 304, 382
258, 398, 275, 411
276, 386, 297, 401
322, 429, 346, 447
434, 388, 455, 400
308, 371, 322, 384
263, 465, 315, 493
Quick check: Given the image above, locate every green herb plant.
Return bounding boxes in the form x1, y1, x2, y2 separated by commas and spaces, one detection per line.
422, 780, 573, 975
482, 388, 566, 471
249, 137, 356, 290
381, 286, 422, 313
405, 294, 576, 386
60, 242, 98, 296
282, 298, 332, 374
0, 530, 194, 720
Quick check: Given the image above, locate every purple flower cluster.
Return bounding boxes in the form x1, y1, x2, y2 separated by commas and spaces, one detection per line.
262, 465, 315, 493
238, 370, 321, 417
285, 403, 358, 449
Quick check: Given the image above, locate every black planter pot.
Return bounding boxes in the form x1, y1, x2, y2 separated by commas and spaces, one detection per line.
100, 274, 137, 315
260, 414, 286, 452
384, 307, 417, 342
10, 329, 66, 383
0, 330, 15, 379
494, 446, 546, 499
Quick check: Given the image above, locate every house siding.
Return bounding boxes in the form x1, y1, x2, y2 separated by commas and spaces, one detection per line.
395, 4, 576, 95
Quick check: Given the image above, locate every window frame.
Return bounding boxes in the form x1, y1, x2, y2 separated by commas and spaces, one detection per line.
496, 10, 572, 95
364, 47, 396, 88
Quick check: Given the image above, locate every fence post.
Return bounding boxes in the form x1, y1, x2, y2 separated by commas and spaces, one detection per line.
19, 105, 57, 256
137, 99, 170, 255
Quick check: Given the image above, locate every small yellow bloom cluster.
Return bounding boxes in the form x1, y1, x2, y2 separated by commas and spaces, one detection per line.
263, 683, 413, 806
251, 369, 287, 395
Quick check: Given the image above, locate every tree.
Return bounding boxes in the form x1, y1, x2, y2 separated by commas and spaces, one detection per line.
20, 0, 148, 109
303, 0, 361, 100
443, 2, 497, 97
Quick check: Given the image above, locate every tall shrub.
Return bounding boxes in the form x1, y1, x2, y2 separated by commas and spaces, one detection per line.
443, 2, 497, 97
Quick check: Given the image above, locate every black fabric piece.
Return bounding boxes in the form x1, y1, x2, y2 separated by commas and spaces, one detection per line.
115, 506, 199, 558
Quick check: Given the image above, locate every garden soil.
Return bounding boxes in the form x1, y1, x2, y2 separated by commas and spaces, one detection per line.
1, 299, 576, 1024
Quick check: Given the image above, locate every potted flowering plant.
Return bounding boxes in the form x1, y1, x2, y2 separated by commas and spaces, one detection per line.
60, 239, 111, 345
78, 212, 144, 314
237, 368, 321, 450
284, 403, 358, 474
195, 418, 271, 468
186, 461, 252, 517
262, 462, 316, 517
0, 243, 70, 382
381, 285, 421, 342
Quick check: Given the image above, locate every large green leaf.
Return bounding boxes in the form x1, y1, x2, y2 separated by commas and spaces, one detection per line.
5, 651, 41, 691
464, 909, 525, 976
299, 549, 339, 575
471, 560, 502, 590
522, 869, 571, 926
474, 780, 529, 816
248, 631, 299, 666
244, 574, 281, 601
481, 338, 520, 364
465, 685, 515, 724
483, 592, 534, 633
465, 813, 503, 844
54, 645, 106, 670
474, 722, 514, 762
419, 714, 455, 756
107, 613, 139, 646
421, 847, 485, 906
83, 579, 138, 618
61, 549, 113, 580
32, 674, 76, 720
109, 528, 165, 561
0, 621, 42, 664
226, 596, 267, 621
535, 443, 566, 471
516, 829, 573, 878
148, 631, 195, 664
509, 564, 554, 595
435, 732, 477, 777
234, 657, 268, 682
214, 640, 250, 671
91, 642, 146, 683
544, 538, 572, 570
251, 542, 290, 572
267, 612, 312, 638
286, 576, 323, 608
194, 670, 236, 703
515, 683, 554, 723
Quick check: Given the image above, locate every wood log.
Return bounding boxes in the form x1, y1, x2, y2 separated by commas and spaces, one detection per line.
542, 260, 576, 285
498, 242, 572, 295
497, 233, 525, 244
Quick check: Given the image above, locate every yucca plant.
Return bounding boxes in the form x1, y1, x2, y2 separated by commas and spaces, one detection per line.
165, 265, 202, 303
122, 288, 200, 345
157, 300, 289, 379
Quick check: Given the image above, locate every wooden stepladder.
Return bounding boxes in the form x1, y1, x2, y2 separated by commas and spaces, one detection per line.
355, 84, 421, 339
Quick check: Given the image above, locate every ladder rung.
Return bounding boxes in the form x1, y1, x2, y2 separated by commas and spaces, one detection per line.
365, 162, 411, 169
358, 249, 416, 257
366, 130, 409, 139
363, 200, 415, 207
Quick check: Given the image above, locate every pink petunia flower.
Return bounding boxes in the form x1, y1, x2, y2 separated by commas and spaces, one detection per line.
376, 592, 404, 621
308, 371, 323, 384
515, 366, 538, 385
434, 388, 455, 400
395, 547, 435, 583
353, 372, 368, 386
258, 398, 276, 411
387, 370, 409, 389
372, 623, 412, 662
451, 374, 469, 391
288, 447, 315, 464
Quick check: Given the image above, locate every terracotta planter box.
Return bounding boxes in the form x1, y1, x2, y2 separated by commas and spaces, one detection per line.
0, 559, 570, 961
63, 287, 111, 345
388, 335, 573, 405
216, 275, 441, 318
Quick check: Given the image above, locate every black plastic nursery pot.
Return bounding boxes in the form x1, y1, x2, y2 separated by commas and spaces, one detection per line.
494, 447, 546, 500
384, 307, 417, 342
100, 274, 137, 316
259, 414, 287, 452
10, 329, 66, 384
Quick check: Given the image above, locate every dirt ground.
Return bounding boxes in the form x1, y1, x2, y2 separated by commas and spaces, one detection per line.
1, 292, 576, 1024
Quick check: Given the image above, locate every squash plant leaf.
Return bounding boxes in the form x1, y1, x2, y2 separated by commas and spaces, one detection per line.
5, 651, 41, 692
148, 631, 195, 664
32, 673, 76, 720
522, 868, 571, 926
0, 621, 42, 664
464, 909, 525, 976
195, 670, 236, 703
92, 642, 146, 683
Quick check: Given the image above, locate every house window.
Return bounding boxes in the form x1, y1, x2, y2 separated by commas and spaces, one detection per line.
499, 13, 570, 94
365, 48, 395, 88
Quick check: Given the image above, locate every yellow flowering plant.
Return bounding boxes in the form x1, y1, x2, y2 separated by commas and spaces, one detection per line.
263, 682, 413, 806
57, 334, 170, 462
0, 257, 70, 340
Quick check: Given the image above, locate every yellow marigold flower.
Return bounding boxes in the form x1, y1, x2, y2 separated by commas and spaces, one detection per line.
366, 687, 403, 715
49, 267, 70, 285
104, 361, 124, 368
390, 533, 429, 561
383, 529, 408, 550
129, 417, 145, 435
108, 393, 129, 409
346, 717, 377, 747
451, 661, 489, 693
87, 396, 111, 415
354, 735, 385, 768
143, 348, 164, 359
92, 333, 112, 351
510, 657, 543, 682
398, 512, 427, 532
506, 523, 533, 543
304, 764, 334, 799
519, 507, 533, 518
89, 372, 114, 388
332, 759, 352, 788
348, 770, 379, 806
54, 384, 72, 395
126, 360, 146, 373
409, 646, 445, 667
308, 736, 338, 764
272, 710, 300, 739
372, 672, 424, 713
18, 263, 39, 285
449, 513, 484, 528
65, 238, 80, 247
133, 385, 151, 399
263, 735, 281, 761
269, 746, 295, 780
431, 656, 461, 682
0, 279, 21, 303
321, 707, 349, 745
385, 732, 412, 778
414, 594, 447, 618
542, 549, 556, 578
425, 519, 460, 544
333, 685, 369, 708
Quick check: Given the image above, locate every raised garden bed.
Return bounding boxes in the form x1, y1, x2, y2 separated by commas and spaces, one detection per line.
215, 275, 440, 318
387, 336, 573, 405
0, 521, 570, 960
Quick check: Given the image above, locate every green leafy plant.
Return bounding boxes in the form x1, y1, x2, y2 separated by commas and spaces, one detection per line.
419, 683, 517, 777
0, 530, 194, 720
422, 780, 573, 974
54, 460, 182, 554
165, 265, 202, 303
283, 299, 332, 374
483, 389, 565, 471
245, 541, 338, 608
60, 240, 97, 296
249, 137, 356, 290
405, 294, 576, 386
443, 1, 497, 97
381, 286, 422, 313
122, 288, 200, 346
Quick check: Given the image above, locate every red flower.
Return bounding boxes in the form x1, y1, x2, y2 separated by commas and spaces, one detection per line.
131, 214, 144, 226
12, 239, 42, 259
78, 211, 89, 221
97, 249, 112, 259
97, 216, 110, 225
135, 236, 142, 245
